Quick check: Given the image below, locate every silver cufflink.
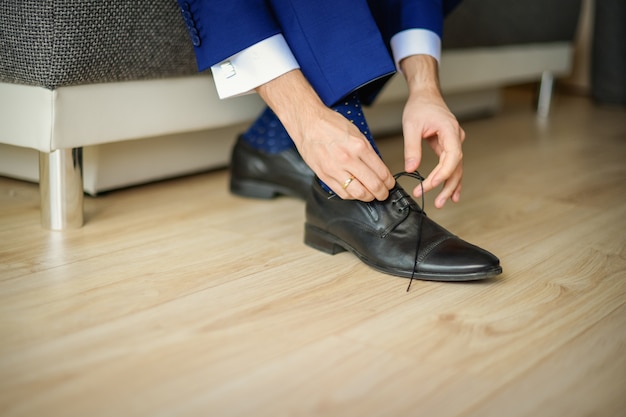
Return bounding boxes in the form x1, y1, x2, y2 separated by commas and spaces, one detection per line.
220, 61, 236, 78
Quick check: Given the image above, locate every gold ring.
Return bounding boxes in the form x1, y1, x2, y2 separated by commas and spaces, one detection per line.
342, 176, 355, 190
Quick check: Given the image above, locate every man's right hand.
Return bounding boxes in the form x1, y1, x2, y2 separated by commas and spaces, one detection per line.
256, 70, 394, 202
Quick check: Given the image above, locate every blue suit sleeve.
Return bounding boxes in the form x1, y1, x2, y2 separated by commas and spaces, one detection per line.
369, 0, 462, 42
177, 0, 282, 72
401, 0, 445, 36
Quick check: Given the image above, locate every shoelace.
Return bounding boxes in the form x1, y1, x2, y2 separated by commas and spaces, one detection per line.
392, 171, 426, 292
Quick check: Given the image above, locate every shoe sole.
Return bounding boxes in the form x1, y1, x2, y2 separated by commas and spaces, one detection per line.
304, 224, 502, 282
230, 177, 304, 200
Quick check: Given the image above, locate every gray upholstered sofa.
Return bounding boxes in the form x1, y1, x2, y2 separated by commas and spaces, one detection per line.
0, 0, 582, 229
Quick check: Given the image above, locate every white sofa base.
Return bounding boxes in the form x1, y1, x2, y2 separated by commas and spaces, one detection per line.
0, 88, 501, 195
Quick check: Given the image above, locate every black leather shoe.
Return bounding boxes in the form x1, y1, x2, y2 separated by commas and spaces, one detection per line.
304, 172, 502, 281
229, 136, 315, 200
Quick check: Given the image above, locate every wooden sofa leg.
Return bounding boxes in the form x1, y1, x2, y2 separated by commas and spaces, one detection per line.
39, 148, 84, 230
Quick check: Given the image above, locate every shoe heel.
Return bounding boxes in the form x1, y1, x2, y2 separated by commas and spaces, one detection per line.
230, 178, 279, 199
304, 224, 347, 255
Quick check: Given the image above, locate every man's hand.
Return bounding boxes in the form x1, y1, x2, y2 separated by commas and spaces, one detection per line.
256, 70, 394, 201
400, 55, 465, 208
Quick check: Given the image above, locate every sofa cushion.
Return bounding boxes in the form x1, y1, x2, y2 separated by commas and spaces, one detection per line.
443, 0, 582, 49
0, 0, 197, 89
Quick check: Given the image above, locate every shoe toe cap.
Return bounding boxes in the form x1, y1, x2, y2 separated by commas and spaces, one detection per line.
418, 237, 502, 278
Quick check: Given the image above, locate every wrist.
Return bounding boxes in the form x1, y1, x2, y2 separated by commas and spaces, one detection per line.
400, 54, 442, 96
255, 69, 326, 146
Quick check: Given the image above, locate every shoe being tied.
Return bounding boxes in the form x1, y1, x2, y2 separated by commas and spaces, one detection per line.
304, 172, 502, 282
229, 136, 315, 200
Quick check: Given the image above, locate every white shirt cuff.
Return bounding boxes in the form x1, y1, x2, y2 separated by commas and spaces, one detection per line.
390, 29, 442, 72
210, 34, 300, 99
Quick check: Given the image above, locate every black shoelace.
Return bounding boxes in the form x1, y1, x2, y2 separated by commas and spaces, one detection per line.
392, 171, 426, 292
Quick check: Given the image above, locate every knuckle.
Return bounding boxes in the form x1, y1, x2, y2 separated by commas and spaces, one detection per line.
352, 188, 368, 201
351, 142, 367, 154
375, 181, 389, 195
450, 149, 463, 162
335, 150, 351, 164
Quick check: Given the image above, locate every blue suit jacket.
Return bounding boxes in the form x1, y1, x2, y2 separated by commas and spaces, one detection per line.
178, 0, 461, 106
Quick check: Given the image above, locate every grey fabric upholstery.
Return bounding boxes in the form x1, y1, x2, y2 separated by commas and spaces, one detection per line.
0, 0, 197, 89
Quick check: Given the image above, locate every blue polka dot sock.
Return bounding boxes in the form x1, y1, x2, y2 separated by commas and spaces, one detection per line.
241, 106, 295, 153
333, 92, 381, 157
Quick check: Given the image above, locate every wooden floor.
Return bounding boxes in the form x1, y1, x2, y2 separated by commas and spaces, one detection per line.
0, 88, 625, 417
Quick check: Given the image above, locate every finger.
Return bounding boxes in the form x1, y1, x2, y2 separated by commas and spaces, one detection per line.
338, 153, 391, 201
339, 138, 393, 199
350, 167, 390, 201
451, 182, 462, 203
415, 162, 443, 197
414, 144, 462, 199
427, 132, 463, 187
361, 158, 394, 199
319, 128, 393, 201
335, 176, 375, 202
403, 123, 423, 173
415, 164, 461, 206
434, 164, 463, 208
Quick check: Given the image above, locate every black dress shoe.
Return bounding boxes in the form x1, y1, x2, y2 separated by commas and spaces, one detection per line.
229, 136, 315, 200
304, 172, 502, 281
